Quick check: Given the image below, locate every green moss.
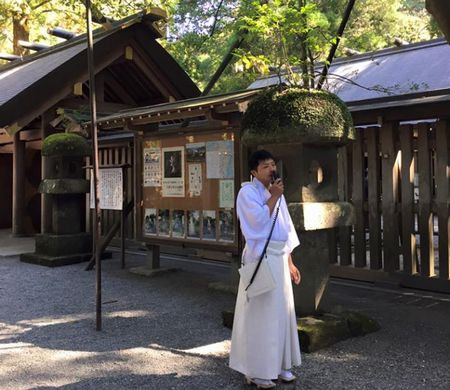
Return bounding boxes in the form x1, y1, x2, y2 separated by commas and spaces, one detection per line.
242, 87, 354, 145
42, 133, 91, 157
342, 311, 381, 336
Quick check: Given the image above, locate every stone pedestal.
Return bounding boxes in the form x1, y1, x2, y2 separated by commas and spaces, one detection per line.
241, 87, 355, 316
129, 244, 177, 276
21, 133, 92, 267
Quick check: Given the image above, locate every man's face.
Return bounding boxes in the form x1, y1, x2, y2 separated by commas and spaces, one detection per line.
251, 158, 276, 187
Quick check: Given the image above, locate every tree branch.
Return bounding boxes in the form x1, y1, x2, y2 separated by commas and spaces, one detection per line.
31, 0, 53, 11
209, 0, 225, 37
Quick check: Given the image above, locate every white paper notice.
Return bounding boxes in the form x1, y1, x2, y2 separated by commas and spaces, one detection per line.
188, 163, 202, 197
90, 168, 123, 210
219, 180, 234, 208
206, 140, 234, 179
143, 148, 161, 187
162, 147, 185, 197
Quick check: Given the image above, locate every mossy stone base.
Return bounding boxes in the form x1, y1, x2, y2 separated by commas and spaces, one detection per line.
21, 252, 92, 267
222, 309, 380, 353
35, 233, 92, 257
20, 232, 93, 267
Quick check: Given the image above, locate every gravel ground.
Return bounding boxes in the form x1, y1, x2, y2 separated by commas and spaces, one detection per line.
1, 251, 450, 390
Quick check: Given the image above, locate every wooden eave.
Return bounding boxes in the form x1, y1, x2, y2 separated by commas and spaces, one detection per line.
349, 89, 450, 125
92, 89, 261, 131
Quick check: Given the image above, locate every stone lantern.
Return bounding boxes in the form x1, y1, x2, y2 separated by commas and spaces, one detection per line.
242, 87, 355, 316
21, 133, 92, 266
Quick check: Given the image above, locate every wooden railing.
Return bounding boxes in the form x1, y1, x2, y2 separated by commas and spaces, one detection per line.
332, 120, 450, 292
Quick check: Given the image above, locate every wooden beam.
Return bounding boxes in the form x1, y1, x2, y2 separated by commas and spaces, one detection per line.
12, 132, 25, 236
0, 132, 12, 145
74, 82, 83, 96
58, 98, 133, 112
19, 128, 41, 141
132, 49, 172, 99
95, 72, 105, 103
104, 70, 137, 105
0, 144, 13, 153
125, 46, 133, 60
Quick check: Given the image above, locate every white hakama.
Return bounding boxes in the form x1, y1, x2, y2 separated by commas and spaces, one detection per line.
229, 241, 301, 379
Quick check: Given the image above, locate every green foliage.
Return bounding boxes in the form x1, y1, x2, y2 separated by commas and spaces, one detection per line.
241, 87, 354, 145
0, 0, 171, 55
234, 0, 330, 87
318, 0, 439, 55
0, 0, 442, 92
42, 133, 91, 156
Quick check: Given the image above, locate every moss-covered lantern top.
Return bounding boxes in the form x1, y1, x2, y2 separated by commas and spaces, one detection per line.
42, 133, 91, 157
241, 87, 354, 145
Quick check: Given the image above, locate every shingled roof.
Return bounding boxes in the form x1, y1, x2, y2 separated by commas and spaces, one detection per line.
0, 8, 200, 135
249, 38, 450, 108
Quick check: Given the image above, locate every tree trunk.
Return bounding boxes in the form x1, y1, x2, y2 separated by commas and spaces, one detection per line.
13, 13, 29, 56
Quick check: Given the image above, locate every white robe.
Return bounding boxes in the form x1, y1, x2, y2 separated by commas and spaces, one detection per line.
229, 179, 301, 379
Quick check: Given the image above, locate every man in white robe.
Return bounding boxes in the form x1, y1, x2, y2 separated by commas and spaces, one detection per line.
229, 150, 301, 389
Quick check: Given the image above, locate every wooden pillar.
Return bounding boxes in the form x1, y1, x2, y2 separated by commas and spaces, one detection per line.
12, 131, 25, 236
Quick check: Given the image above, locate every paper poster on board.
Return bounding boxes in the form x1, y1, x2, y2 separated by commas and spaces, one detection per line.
171, 210, 186, 238
202, 210, 216, 240
162, 147, 185, 197
143, 208, 157, 235
186, 142, 206, 162
158, 209, 170, 236
206, 140, 234, 179
219, 209, 235, 242
143, 148, 161, 187
188, 163, 202, 197
90, 168, 123, 210
187, 210, 201, 239
219, 180, 234, 208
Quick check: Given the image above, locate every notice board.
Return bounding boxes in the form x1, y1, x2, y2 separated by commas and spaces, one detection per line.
90, 167, 123, 210
138, 130, 238, 250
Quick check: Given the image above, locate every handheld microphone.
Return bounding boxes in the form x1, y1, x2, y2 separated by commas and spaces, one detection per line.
271, 171, 279, 184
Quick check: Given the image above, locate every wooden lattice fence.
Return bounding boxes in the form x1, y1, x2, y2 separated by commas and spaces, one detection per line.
331, 120, 450, 293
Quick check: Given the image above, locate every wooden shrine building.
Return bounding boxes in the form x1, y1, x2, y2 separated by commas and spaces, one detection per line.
0, 8, 200, 235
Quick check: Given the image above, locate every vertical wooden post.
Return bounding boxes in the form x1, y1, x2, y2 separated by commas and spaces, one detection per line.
399, 125, 418, 275
12, 131, 25, 236
435, 120, 449, 279
145, 244, 160, 269
352, 129, 366, 267
337, 145, 352, 265
85, 0, 102, 331
366, 126, 382, 270
417, 123, 434, 277
121, 166, 126, 269
134, 134, 142, 242
380, 121, 400, 272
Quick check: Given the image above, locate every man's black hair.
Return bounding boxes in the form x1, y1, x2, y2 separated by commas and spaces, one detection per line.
249, 149, 275, 172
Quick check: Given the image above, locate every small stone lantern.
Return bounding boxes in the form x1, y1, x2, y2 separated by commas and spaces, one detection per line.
242, 87, 355, 316
21, 133, 92, 266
